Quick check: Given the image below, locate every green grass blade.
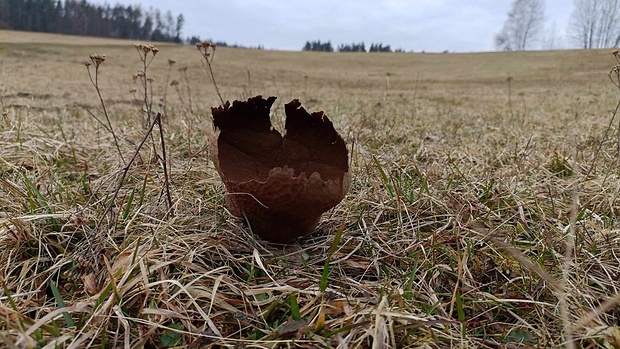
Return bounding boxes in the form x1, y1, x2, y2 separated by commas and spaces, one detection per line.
123, 188, 136, 220
289, 294, 301, 321
22, 173, 61, 230
455, 289, 465, 339
321, 223, 345, 292
50, 281, 76, 328
1, 278, 18, 311
23, 173, 53, 213
320, 261, 331, 293
372, 155, 394, 198
95, 282, 114, 309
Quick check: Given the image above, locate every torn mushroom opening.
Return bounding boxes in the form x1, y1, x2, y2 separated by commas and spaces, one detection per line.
210, 95, 350, 243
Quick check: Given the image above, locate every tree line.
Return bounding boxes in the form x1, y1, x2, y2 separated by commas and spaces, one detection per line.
187, 36, 264, 50
496, 0, 620, 51
303, 40, 404, 52
0, 0, 184, 43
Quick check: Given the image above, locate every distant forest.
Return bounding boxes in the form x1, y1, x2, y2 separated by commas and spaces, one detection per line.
0, 0, 405, 51
303, 40, 406, 53
0, 0, 184, 43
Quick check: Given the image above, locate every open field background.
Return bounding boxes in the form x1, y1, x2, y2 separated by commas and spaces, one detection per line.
1, 30, 620, 348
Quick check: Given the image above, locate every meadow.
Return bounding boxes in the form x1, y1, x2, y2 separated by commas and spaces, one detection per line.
1, 30, 619, 348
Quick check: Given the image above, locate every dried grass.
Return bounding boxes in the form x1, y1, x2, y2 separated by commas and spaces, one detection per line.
0, 33, 619, 348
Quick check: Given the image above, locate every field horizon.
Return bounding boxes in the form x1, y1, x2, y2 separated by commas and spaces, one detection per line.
1, 30, 620, 348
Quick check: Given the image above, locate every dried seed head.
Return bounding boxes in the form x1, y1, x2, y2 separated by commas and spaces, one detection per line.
168, 59, 176, 65
147, 77, 154, 82
135, 43, 150, 53
84, 61, 92, 68
196, 41, 212, 50
89, 54, 106, 62
613, 50, 620, 64
609, 65, 620, 88
170, 80, 179, 86
89, 54, 106, 68
134, 43, 159, 57
129, 88, 137, 93
196, 41, 216, 59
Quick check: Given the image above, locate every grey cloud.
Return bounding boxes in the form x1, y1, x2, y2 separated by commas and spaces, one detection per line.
91, 0, 576, 52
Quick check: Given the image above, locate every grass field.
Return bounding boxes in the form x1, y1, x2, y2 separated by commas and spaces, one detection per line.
1, 29, 620, 348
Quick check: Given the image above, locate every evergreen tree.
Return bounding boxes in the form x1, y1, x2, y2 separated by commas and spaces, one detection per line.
369, 43, 392, 52
174, 14, 184, 43
337, 42, 366, 52
303, 40, 334, 52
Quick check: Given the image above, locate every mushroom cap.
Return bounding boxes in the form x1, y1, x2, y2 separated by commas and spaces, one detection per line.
211, 96, 350, 243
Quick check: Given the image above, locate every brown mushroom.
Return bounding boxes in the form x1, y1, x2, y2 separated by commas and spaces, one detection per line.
210, 96, 350, 243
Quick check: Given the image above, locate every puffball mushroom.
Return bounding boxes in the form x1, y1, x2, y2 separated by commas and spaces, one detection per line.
210, 96, 350, 243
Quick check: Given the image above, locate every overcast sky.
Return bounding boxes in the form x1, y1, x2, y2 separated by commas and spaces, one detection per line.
92, 0, 575, 52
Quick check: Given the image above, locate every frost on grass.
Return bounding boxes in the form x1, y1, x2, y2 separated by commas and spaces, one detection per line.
211, 95, 350, 243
